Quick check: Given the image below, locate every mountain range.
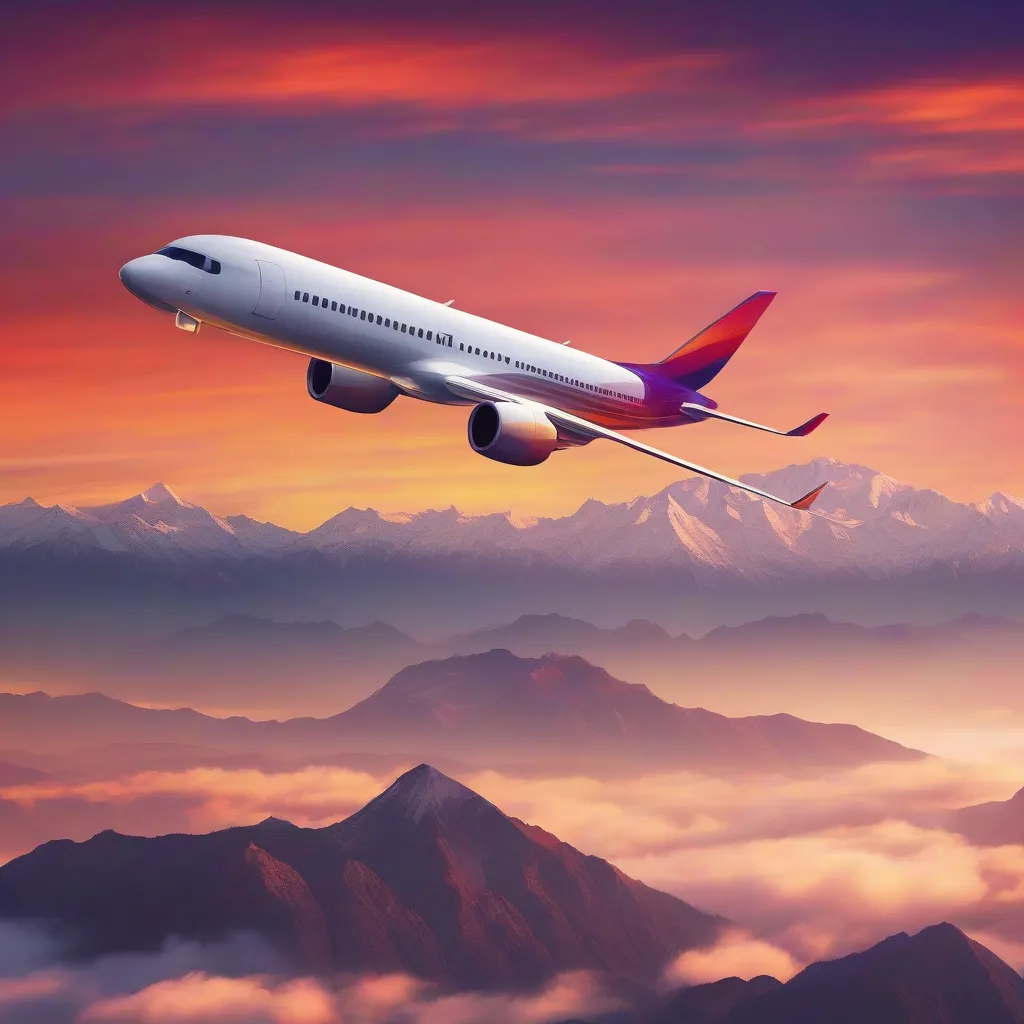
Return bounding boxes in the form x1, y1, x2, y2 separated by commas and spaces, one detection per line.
2, 460, 1023, 637
0, 650, 923, 774
6, 605, 1018, 722
0, 764, 722, 988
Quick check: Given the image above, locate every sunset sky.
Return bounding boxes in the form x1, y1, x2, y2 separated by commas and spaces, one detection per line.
1, 0, 1021, 529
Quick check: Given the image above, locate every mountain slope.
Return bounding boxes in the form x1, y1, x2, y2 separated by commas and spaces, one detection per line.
0, 764, 722, 988
725, 923, 1024, 1023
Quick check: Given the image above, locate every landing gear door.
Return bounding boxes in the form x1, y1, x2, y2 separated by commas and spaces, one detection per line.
253, 260, 286, 320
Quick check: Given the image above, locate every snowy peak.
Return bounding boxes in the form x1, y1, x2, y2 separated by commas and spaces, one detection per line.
139, 482, 189, 507
373, 763, 484, 823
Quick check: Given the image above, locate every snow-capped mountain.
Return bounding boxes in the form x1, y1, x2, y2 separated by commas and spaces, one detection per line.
290, 459, 1024, 576
0, 482, 298, 559
3, 461, 1021, 575
1, 461, 1021, 635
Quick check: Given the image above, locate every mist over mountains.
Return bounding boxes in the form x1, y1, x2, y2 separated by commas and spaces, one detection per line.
2, 460, 1022, 638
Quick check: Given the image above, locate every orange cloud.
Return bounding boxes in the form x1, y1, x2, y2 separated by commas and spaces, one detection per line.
773, 79, 1024, 136
666, 928, 800, 985
82, 973, 336, 1024
4, 18, 726, 125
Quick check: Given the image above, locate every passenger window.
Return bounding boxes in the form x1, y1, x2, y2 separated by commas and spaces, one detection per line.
360, 310, 366, 320
302, 292, 309, 302
375, 315, 381, 325
401, 324, 407, 333
418, 328, 424, 338
475, 347, 480, 355
332, 301, 338, 311
393, 321, 399, 330
385, 318, 390, 327
313, 296, 319, 306
294, 290, 300, 300
460, 343, 465, 351
426, 331, 433, 340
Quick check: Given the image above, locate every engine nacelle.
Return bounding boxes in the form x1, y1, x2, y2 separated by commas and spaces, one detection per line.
307, 359, 400, 414
468, 401, 559, 466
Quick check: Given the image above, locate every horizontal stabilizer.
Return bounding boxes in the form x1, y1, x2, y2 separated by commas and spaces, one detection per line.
792, 482, 828, 511
680, 403, 829, 438
787, 412, 829, 437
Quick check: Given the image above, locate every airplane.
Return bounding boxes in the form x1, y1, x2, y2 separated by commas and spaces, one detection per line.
119, 235, 830, 512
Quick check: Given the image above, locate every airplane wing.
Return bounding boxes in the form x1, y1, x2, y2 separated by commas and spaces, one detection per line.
445, 375, 829, 513
680, 402, 829, 437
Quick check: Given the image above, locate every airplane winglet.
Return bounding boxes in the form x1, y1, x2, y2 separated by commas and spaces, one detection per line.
791, 482, 828, 511
785, 412, 829, 437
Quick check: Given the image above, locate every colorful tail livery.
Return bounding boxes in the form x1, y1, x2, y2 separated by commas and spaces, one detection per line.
646, 290, 777, 390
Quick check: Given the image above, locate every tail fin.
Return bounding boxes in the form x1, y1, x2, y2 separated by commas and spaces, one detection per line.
654, 291, 776, 389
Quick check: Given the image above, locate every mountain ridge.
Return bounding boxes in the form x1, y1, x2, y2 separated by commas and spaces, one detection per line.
0, 649, 925, 772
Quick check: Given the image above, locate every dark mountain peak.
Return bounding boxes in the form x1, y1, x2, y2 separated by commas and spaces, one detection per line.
255, 815, 296, 829
653, 974, 782, 1023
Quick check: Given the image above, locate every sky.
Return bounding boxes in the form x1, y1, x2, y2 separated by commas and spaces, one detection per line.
1, 0, 1021, 529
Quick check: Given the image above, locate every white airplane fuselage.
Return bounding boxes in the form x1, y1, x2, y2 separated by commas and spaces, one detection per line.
118, 234, 831, 511
119, 234, 687, 430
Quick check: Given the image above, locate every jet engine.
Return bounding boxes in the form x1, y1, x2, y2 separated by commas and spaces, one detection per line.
468, 401, 559, 466
306, 359, 400, 414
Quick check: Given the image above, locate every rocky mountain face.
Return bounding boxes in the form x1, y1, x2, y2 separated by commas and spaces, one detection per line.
0, 764, 722, 988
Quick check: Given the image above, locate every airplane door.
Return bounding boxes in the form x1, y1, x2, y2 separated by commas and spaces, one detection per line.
252, 260, 286, 319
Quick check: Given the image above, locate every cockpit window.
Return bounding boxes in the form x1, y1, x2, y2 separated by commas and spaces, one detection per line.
157, 247, 220, 274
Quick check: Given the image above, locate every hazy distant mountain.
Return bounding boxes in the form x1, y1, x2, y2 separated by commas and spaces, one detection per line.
2, 461, 1023, 637
0, 764, 722, 987
0, 758, 47, 786
726, 923, 1024, 1024
948, 786, 1024, 846
0, 649, 924, 773
318, 650, 924, 771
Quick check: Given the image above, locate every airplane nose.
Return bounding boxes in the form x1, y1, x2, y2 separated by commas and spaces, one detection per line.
119, 255, 177, 313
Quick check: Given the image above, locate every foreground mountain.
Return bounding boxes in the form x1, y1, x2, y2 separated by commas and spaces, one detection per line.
0, 651, 924, 773
0, 764, 722, 988
645, 923, 1024, 1023
2, 461, 1022, 638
